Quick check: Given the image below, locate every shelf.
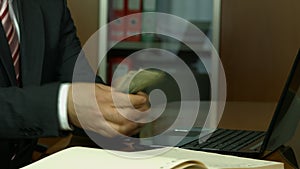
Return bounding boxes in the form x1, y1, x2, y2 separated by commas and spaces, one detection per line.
98, 0, 221, 83
108, 41, 211, 53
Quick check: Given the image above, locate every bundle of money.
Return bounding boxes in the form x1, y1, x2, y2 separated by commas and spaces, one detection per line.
113, 68, 166, 94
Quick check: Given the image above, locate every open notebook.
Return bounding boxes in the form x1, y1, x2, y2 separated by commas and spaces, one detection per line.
21, 146, 283, 169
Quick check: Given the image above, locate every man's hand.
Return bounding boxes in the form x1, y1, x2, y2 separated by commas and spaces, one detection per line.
67, 83, 150, 138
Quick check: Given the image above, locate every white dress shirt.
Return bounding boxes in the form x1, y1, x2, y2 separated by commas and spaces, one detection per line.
8, 0, 72, 130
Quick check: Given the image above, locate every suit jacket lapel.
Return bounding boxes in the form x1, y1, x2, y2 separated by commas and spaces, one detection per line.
16, 0, 45, 86
0, 24, 17, 85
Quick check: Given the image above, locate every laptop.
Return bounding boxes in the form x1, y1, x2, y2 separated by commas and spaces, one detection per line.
140, 49, 300, 159
177, 49, 300, 158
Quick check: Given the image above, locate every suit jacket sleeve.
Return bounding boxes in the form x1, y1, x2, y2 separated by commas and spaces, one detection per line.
0, 0, 101, 139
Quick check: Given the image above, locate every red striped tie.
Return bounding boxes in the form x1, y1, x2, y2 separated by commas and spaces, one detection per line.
0, 0, 20, 83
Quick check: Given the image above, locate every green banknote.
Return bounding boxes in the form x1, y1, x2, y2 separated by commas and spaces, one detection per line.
113, 69, 166, 94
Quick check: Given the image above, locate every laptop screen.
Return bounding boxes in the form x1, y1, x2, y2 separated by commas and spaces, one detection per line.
265, 49, 300, 151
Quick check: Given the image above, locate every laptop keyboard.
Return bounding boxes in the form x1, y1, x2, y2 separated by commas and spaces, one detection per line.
181, 128, 265, 152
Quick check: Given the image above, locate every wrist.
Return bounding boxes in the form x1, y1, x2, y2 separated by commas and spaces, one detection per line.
67, 84, 81, 129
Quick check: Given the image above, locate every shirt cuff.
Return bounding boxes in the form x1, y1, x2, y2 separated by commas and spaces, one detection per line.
58, 83, 73, 130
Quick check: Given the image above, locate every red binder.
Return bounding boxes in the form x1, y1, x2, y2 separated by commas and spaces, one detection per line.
125, 0, 142, 41
109, 0, 126, 42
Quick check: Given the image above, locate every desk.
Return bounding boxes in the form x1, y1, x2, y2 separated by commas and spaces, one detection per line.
35, 101, 299, 168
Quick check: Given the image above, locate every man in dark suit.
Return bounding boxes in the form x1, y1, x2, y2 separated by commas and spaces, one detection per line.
0, 0, 149, 168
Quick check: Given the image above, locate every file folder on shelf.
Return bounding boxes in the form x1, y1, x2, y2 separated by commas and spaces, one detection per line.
109, 0, 126, 42
125, 0, 142, 41
142, 0, 157, 42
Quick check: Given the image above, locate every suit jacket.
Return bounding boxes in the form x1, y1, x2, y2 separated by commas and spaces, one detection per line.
0, 0, 98, 168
